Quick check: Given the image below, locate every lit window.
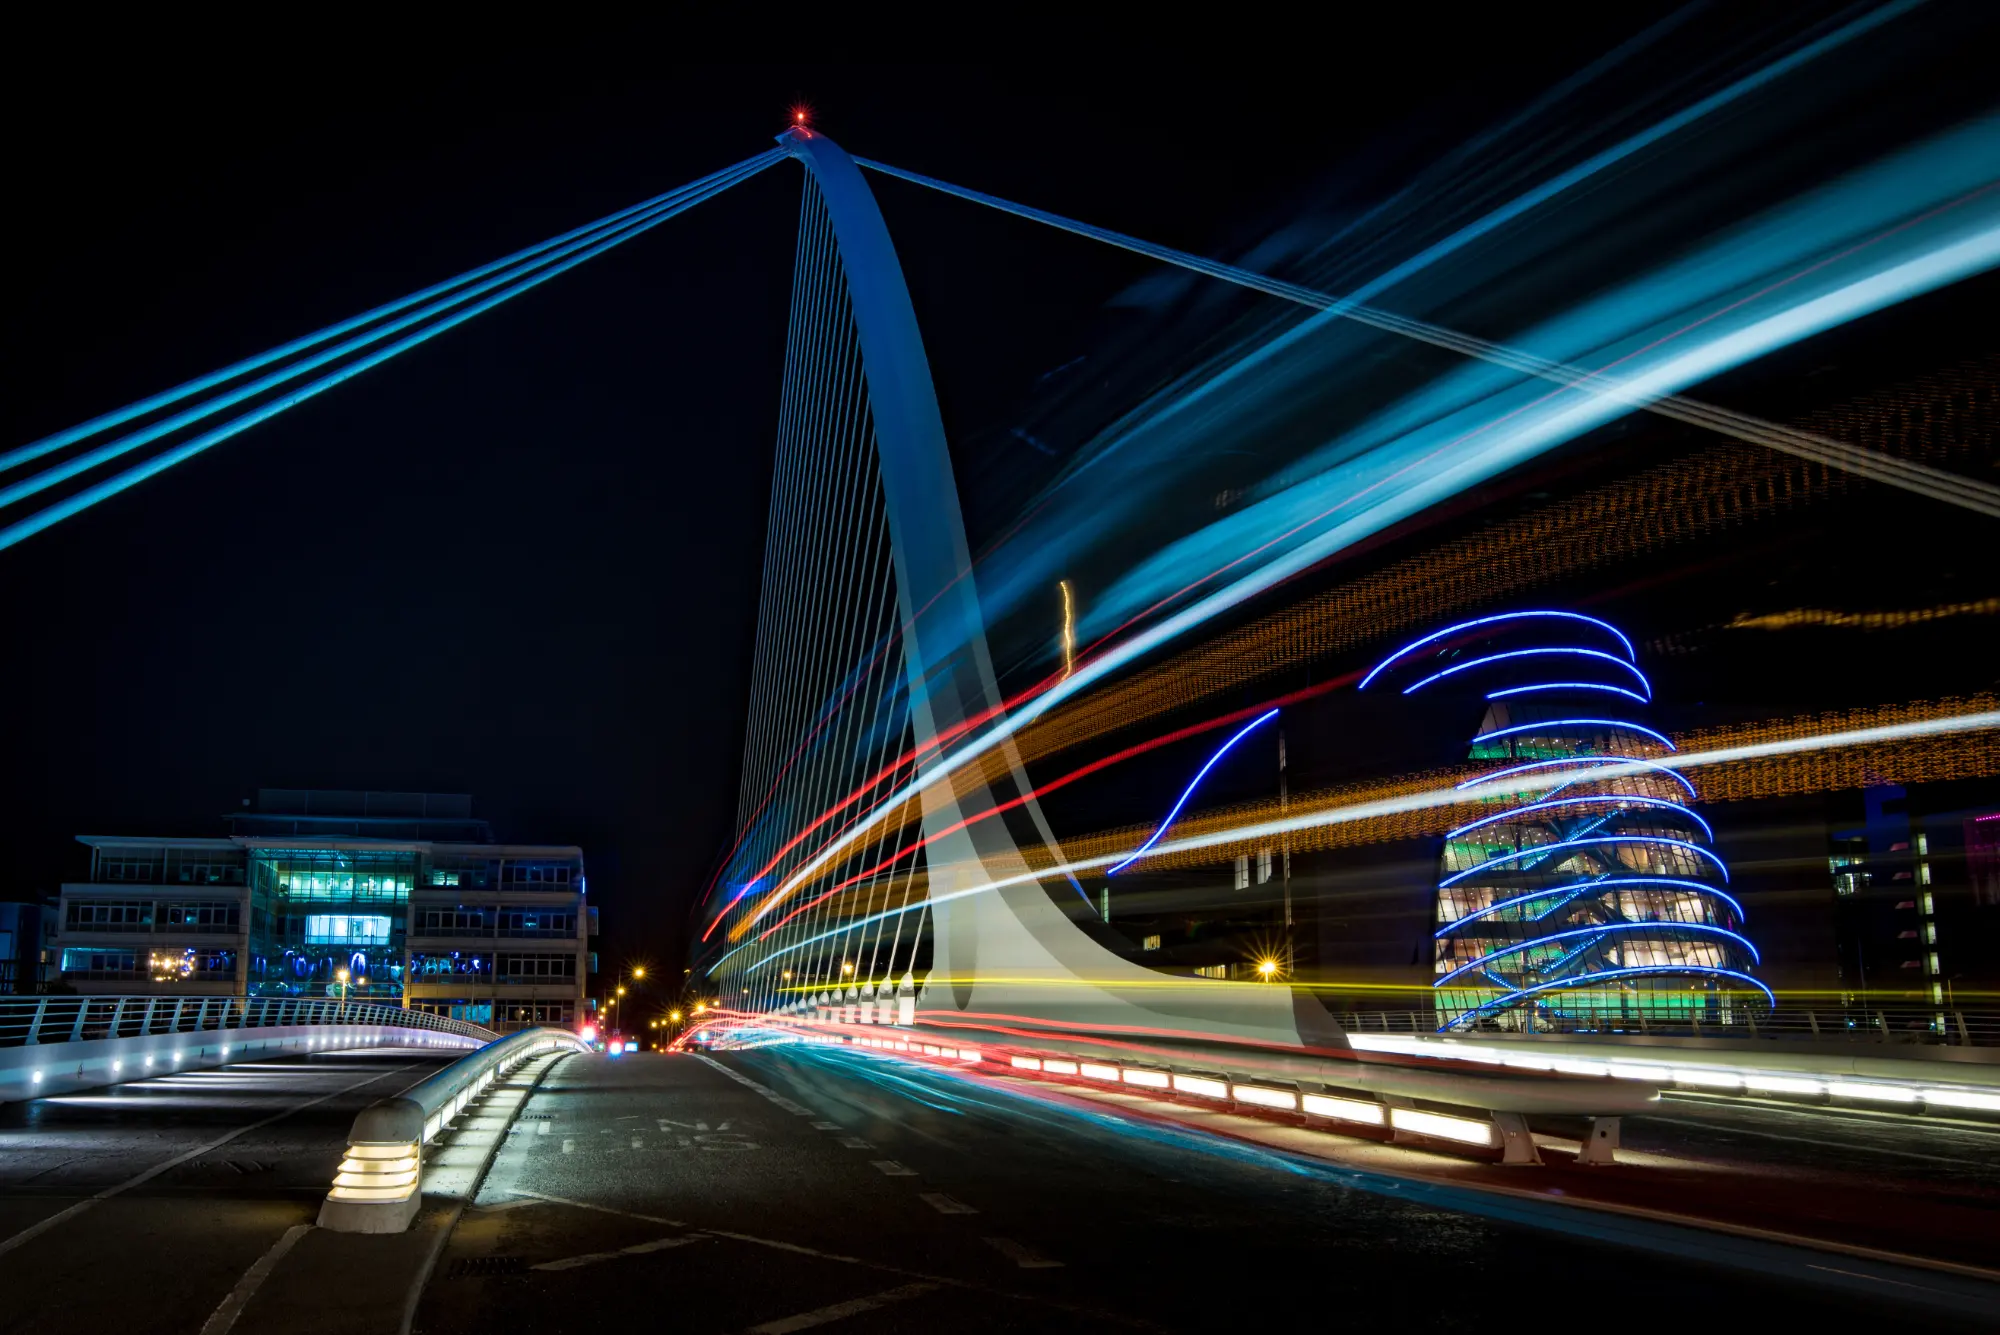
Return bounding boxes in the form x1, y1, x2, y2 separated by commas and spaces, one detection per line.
1928, 952, 1941, 975
1922, 893, 1935, 915
304, 914, 393, 945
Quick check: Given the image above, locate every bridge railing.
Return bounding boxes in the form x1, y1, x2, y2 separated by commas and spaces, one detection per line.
0, 995, 496, 1047
1335, 1005, 2000, 1047
320, 1025, 590, 1233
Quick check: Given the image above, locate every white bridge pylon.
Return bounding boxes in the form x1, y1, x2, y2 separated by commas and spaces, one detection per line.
755, 127, 1341, 1051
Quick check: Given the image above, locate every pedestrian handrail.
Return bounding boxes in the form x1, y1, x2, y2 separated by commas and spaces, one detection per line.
319, 1025, 590, 1233
1331, 1004, 1999, 1046
0, 994, 496, 1048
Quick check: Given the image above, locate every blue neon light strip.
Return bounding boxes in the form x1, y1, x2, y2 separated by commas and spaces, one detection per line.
0, 152, 784, 482
1402, 647, 1652, 697
1488, 682, 1648, 703
1441, 967, 1776, 1030
1108, 709, 1277, 874
1441, 834, 1731, 887
1447, 793, 1714, 841
1358, 612, 1636, 690
1455, 756, 1696, 798
1435, 922, 1761, 988
1437, 876, 1745, 935
0, 156, 780, 554
1470, 718, 1676, 751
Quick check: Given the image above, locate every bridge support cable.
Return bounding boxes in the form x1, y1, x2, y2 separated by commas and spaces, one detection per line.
0, 149, 784, 554
701, 129, 1333, 1052
717, 163, 929, 1017
854, 158, 2000, 520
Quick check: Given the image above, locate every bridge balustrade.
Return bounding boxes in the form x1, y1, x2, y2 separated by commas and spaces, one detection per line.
0, 994, 495, 1048
1334, 1004, 1998, 1046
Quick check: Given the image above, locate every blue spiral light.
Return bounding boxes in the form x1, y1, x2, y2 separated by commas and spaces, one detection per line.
1361, 610, 1767, 1032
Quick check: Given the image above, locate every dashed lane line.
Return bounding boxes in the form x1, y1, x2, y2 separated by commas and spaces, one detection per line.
532, 1234, 710, 1272
983, 1237, 1065, 1270
836, 1137, 874, 1150
692, 1052, 817, 1116
0, 1061, 425, 1259
198, 1223, 311, 1335
869, 1160, 917, 1177
509, 1191, 1156, 1328
919, 1193, 978, 1215
743, 1282, 939, 1334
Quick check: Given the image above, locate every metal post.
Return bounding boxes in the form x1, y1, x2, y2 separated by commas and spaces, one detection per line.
1807, 1010, 1821, 1036
26, 998, 49, 1045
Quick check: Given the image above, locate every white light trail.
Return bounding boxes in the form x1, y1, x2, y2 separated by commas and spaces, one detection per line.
729, 709, 2000, 974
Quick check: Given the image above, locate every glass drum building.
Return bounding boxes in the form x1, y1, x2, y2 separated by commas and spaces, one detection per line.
1361, 612, 1770, 1032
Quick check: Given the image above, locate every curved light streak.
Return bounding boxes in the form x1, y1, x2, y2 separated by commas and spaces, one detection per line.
1358, 611, 1636, 690
1435, 877, 1746, 936
1488, 682, 1649, 703
1471, 718, 1676, 751
1447, 794, 1714, 841
720, 711, 2000, 978
1435, 921, 1761, 988
1108, 709, 1278, 874
1439, 836, 1730, 887
1442, 966, 1777, 1031
1401, 647, 1652, 697
1456, 755, 1696, 799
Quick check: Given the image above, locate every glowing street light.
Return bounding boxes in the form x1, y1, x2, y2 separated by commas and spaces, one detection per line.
1256, 958, 1280, 980
669, 1010, 682, 1023
633, 966, 647, 980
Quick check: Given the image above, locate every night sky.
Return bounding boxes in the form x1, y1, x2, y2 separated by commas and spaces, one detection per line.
5, 18, 1943, 974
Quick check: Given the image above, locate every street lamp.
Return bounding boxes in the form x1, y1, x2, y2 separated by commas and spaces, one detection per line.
334, 967, 351, 1016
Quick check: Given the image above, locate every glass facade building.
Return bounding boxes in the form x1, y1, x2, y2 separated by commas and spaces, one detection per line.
1361, 612, 1769, 1031
54, 792, 595, 1033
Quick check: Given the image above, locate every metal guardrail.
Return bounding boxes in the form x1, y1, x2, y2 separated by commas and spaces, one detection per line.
0, 995, 496, 1047
319, 1025, 590, 1233
1335, 1006, 2000, 1046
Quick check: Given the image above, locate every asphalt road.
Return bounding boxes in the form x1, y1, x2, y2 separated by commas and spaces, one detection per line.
0, 1048, 455, 1335
417, 1047, 2000, 1333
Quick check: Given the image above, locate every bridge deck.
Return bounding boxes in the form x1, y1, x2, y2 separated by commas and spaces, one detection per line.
0, 1047, 456, 1334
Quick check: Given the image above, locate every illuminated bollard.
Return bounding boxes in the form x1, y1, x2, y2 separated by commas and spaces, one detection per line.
318, 1098, 425, 1233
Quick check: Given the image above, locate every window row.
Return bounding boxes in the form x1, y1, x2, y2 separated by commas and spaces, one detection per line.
65, 900, 241, 931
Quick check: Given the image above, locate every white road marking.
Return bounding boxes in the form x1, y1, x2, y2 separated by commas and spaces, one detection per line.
0, 1062, 421, 1259
836, 1136, 874, 1150
531, 1234, 708, 1272
562, 1138, 575, 1154
744, 1282, 939, 1333
809, 1121, 843, 1131
869, 1160, 917, 1176
198, 1223, 311, 1335
512, 1190, 688, 1228
690, 1052, 815, 1115
983, 1237, 1064, 1269
919, 1193, 978, 1215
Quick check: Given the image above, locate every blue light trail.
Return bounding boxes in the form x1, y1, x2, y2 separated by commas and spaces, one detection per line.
1470, 719, 1676, 751
1359, 611, 1635, 689
1435, 921, 1763, 989
1446, 795, 1714, 842
1400, 647, 1652, 698
1455, 756, 1696, 799
0, 150, 780, 551
1438, 838, 1730, 887
1107, 709, 1277, 874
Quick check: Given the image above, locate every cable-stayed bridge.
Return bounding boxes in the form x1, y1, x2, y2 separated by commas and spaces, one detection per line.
7, 93, 2000, 1329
